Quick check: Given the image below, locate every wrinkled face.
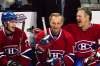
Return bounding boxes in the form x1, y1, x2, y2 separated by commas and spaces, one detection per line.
5, 20, 16, 32
76, 10, 90, 28
50, 16, 63, 34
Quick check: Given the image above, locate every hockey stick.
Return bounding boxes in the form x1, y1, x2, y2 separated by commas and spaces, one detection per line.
42, 17, 47, 36
42, 17, 54, 66
17, 14, 27, 53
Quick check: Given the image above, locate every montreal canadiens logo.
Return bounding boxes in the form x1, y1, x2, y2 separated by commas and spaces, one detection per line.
4, 45, 20, 56
50, 50, 65, 59
75, 40, 95, 53
4, 48, 19, 55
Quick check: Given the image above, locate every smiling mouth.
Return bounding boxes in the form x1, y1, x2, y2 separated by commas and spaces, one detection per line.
12, 26, 16, 29
11, 27, 16, 31
77, 21, 80, 23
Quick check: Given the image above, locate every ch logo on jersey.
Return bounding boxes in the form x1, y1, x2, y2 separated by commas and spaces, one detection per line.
50, 50, 65, 59
75, 40, 95, 53
4, 47, 19, 55
51, 53, 62, 59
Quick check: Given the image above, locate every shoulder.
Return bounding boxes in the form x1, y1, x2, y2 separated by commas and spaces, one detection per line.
91, 24, 100, 29
62, 29, 71, 34
37, 30, 45, 36
0, 27, 4, 34
0, 28, 4, 38
15, 27, 25, 33
63, 24, 77, 29
93, 24, 100, 27
62, 29, 74, 43
37, 28, 50, 36
0, 28, 3, 32
14, 27, 27, 37
62, 29, 73, 38
36, 30, 45, 38
63, 24, 79, 33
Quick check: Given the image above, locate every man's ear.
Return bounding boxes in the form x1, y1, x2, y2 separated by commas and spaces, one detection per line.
3, 22, 8, 28
86, 15, 90, 20
61, 21, 64, 26
98, 39, 100, 45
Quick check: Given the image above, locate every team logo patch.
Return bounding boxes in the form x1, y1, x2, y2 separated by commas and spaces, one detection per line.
50, 50, 65, 59
4, 45, 20, 56
75, 40, 95, 53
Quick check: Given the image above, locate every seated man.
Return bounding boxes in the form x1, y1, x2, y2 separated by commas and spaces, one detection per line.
35, 13, 75, 66
0, 11, 32, 66
63, 7, 100, 66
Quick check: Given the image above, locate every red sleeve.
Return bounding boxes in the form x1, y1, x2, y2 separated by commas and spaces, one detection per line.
63, 30, 74, 54
0, 46, 8, 65
15, 31, 32, 66
63, 24, 73, 32
96, 24, 100, 39
35, 31, 45, 44
21, 31, 31, 52
35, 31, 50, 51
14, 28, 31, 53
63, 30, 75, 65
35, 31, 50, 63
0, 31, 8, 65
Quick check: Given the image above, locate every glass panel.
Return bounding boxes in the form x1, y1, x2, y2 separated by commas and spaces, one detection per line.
80, 0, 100, 10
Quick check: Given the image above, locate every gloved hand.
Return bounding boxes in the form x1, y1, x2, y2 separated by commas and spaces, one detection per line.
36, 35, 51, 54
35, 44, 45, 54
96, 48, 100, 57
40, 35, 51, 45
7, 60, 23, 66
46, 57, 58, 66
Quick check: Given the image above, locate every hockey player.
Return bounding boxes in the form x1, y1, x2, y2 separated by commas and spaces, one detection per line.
0, 11, 33, 66
63, 7, 100, 66
35, 13, 75, 66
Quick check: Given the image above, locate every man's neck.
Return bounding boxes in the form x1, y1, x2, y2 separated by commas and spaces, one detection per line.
82, 22, 91, 31
51, 29, 61, 36
5, 28, 13, 36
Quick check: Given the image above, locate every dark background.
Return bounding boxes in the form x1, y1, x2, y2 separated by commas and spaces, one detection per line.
32, 0, 81, 29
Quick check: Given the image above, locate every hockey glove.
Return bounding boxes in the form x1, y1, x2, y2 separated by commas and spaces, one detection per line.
7, 60, 23, 66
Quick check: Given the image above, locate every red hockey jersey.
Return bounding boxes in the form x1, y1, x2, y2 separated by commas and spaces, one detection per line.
36, 28, 75, 66
0, 27, 32, 66
63, 24, 100, 58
